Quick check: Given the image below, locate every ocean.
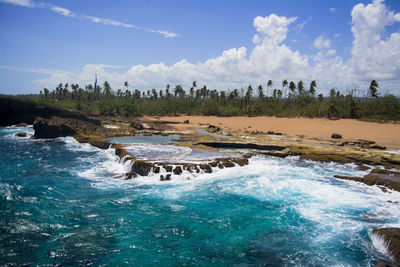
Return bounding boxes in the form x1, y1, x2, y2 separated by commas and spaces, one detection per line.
1, 125, 399, 266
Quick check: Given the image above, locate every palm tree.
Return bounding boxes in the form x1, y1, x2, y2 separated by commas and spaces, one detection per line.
124, 81, 129, 90
258, 85, 265, 99
297, 80, 304, 95
267, 80, 273, 97
282, 80, 288, 97
309, 80, 317, 96
369, 80, 379, 98
289, 81, 296, 96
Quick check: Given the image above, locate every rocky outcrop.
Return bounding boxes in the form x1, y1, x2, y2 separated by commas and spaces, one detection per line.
334, 168, 400, 192
113, 144, 252, 180
372, 228, 400, 265
0, 95, 99, 126
33, 117, 77, 138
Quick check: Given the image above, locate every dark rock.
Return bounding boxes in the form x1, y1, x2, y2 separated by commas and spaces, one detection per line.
217, 163, 224, 169
209, 161, 218, 167
183, 120, 189, 124
75, 136, 110, 149
16, 122, 28, 126
231, 157, 249, 166
160, 175, 165, 181
165, 174, 172, 180
163, 165, 173, 172
153, 166, 160, 173
125, 172, 137, 180
221, 159, 235, 168
335, 169, 400, 192
130, 121, 143, 130
370, 145, 387, 150
243, 153, 255, 159
33, 117, 76, 138
173, 166, 183, 175
198, 142, 286, 151
200, 164, 212, 173
131, 160, 153, 176
207, 125, 221, 133
331, 133, 342, 139
267, 131, 283, 135
15, 132, 27, 137
372, 228, 400, 265
0, 95, 99, 126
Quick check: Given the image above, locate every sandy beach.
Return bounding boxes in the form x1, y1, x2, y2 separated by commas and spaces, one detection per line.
145, 116, 400, 148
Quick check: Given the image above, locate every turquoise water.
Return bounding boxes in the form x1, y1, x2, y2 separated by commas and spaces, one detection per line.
1, 126, 399, 266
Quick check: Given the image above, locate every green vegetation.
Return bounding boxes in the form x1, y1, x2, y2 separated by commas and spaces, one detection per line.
25, 80, 400, 120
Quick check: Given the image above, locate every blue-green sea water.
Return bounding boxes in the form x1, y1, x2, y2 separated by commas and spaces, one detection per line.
1, 126, 400, 266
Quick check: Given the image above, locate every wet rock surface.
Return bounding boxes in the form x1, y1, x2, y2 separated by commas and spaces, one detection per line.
334, 168, 400, 192
372, 228, 400, 265
15, 132, 27, 137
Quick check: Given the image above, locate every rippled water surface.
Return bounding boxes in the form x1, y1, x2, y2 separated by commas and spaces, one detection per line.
1, 126, 399, 266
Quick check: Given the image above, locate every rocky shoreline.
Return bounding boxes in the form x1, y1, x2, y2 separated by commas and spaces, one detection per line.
2, 95, 400, 266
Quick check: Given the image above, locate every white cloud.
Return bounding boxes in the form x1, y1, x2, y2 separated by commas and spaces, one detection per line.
330, 7, 337, 13
252, 14, 297, 45
349, 0, 400, 80
313, 35, 331, 49
0, 0, 33, 7
1, 0, 178, 38
3, 0, 400, 95
50, 5, 74, 18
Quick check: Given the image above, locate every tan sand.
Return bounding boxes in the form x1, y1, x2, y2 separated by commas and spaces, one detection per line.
144, 116, 400, 148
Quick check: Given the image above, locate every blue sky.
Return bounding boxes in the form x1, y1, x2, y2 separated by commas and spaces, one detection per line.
1, 0, 400, 95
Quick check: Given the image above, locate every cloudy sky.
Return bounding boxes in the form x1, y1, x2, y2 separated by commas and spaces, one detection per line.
1, 0, 400, 95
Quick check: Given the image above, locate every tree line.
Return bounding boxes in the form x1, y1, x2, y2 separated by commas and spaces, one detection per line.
31, 79, 400, 120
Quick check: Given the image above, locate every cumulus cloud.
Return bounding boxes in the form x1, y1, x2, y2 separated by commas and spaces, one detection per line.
0, 0, 178, 38
4, 0, 400, 95
313, 35, 331, 49
349, 0, 400, 80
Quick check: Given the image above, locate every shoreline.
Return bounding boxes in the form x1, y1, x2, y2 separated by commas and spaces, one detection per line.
143, 115, 400, 149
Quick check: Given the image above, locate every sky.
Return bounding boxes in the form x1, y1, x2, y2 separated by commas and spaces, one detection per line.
0, 0, 400, 96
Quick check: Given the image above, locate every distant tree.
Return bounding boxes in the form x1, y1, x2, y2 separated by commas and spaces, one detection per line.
257, 85, 265, 99
297, 80, 304, 95
309, 80, 317, 96
267, 80, 273, 97
318, 93, 323, 102
330, 88, 336, 98
43, 88, 49, 98
369, 80, 379, 98
159, 89, 164, 98
282, 80, 288, 97
124, 81, 129, 90
151, 88, 158, 99
289, 81, 296, 96
103, 81, 112, 97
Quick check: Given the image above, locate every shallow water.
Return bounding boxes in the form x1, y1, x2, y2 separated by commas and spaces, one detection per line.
1, 126, 399, 266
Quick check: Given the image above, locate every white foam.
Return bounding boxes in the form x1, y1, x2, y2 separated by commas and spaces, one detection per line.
370, 231, 393, 261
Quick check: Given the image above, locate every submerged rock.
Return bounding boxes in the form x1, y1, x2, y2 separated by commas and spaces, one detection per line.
15, 132, 27, 137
